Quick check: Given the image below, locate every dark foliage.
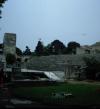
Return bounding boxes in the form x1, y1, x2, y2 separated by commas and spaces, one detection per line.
16, 58, 21, 62
35, 41, 44, 56
83, 57, 100, 80
6, 53, 16, 64
0, 0, 7, 18
0, 0, 7, 7
43, 44, 53, 56
0, 43, 3, 48
67, 41, 80, 54
49, 40, 66, 55
23, 46, 31, 55
0, 43, 3, 53
16, 47, 22, 56
34, 40, 81, 56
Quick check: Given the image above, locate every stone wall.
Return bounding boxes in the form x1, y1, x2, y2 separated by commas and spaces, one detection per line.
3, 33, 16, 55
24, 54, 100, 72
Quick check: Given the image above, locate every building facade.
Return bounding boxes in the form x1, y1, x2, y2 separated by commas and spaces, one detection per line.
76, 42, 100, 55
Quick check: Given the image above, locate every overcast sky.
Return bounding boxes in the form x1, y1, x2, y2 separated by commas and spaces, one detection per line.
0, 0, 100, 51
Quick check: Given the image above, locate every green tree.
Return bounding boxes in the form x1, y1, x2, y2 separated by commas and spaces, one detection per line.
67, 41, 80, 54
43, 44, 52, 56
16, 58, 21, 63
23, 46, 31, 55
35, 40, 44, 56
0, 0, 7, 18
6, 53, 16, 65
83, 57, 100, 80
0, 0, 7, 6
49, 40, 66, 55
16, 47, 22, 56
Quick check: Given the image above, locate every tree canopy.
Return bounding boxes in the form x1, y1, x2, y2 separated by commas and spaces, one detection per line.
49, 40, 66, 55
0, 0, 7, 7
34, 40, 81, 56
83, 57, 100, 80
35, 40, 44, 56
6, 53, 16, 65
23, 46, 31, 55
0, 0, 7, 18
16, 47, 22, 56
67, 41, 80, 54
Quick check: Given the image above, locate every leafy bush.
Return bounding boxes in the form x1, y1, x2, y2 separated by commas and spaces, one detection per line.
83, 57, 100, 80
6, 53, 16, 65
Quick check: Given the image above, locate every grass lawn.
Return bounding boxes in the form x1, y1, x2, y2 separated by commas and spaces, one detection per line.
12, 82, 100, 106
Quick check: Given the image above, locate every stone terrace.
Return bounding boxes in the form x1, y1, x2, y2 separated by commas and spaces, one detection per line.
23, 54, 100, 72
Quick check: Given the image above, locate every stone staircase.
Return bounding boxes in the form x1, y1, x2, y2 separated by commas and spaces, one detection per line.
23, 54, 100, 72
